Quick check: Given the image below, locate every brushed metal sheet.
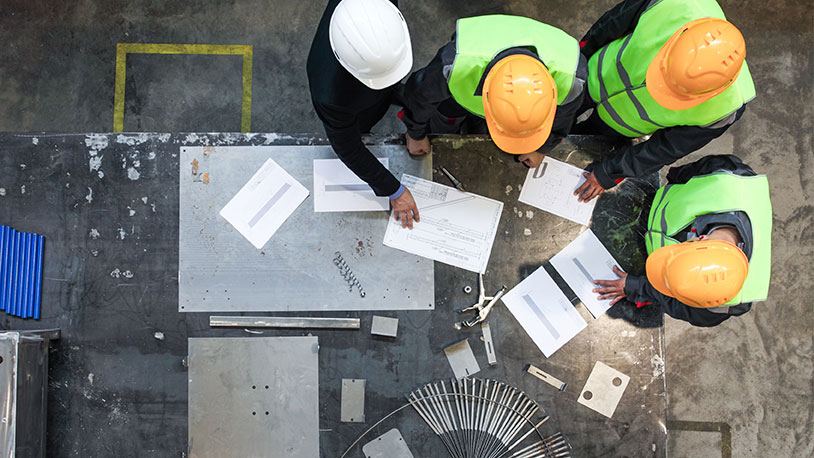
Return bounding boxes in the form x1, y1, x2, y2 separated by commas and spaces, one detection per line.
179, 145, 434, 312
188, 336, 319, 458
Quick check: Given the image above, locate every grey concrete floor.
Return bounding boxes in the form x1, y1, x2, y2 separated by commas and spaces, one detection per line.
0, 0, 811, 456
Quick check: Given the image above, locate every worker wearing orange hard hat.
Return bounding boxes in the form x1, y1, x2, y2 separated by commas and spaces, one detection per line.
592, 155, 771, 327
572, 0, 756, 202
399, 15, 587, 168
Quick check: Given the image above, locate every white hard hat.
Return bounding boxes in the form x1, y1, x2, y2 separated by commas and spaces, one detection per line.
329, 0, 413, 90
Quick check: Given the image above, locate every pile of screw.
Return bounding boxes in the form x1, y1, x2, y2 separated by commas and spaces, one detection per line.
408, 378, 571, 458
333, 251, 366, 297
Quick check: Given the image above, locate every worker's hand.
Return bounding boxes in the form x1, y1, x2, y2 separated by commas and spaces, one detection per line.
574, 171, 606, 203
516, 152, 545, 168
406, 134, 431, 156
391, 188, 420, 229
592, 265, 628, 305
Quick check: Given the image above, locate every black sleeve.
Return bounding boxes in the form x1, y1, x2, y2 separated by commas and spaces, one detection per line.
314, 102, 401, 197
539, 54, 588, 154
666, 154, 756, 184
591, 106, 746, 188
624, 275, 732, 327
401, 41, 457, 140
580, 0, 651, 57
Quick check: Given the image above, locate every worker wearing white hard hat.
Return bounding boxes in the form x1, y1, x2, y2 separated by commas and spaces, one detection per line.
307, 0, 420, 228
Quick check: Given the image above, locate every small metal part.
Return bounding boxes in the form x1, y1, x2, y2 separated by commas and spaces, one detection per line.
371, 315, 399, 338
340, 379, 366, 423
440, 166, 466, 192
362, 428, 415, 458
209, 316, 360, 329
577, 361, 630, 418
481, 322, 497, 366
333, 251, 366, 297
524, 364, 567, 391
442, 339, 481, 380
455, 273, 507, 328
463, 285, 472, 294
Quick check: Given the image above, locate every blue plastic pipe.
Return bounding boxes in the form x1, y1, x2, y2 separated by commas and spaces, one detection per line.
34, 235, 43, 319
0, 225, 6, 312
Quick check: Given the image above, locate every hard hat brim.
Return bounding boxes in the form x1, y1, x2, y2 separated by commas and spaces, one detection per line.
482, 58, 557, 155
357, 48, 413, 90
645, 19, 740, 111
645, 244, 676, 298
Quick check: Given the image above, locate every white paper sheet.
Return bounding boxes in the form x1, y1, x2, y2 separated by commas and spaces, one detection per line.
550, 229, 621, 318
313, 158, 390, 212
518, 157, 598, 226
219, 158, 309, 249
382, 174, 503, 273
502, 266, 587, 357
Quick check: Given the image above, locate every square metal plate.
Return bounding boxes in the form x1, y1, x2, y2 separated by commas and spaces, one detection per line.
188, 336, 319, 458
578, 361, 630, 418
178, 145, 434, 312
362, 428, 415, 458
371, 315, 399, 337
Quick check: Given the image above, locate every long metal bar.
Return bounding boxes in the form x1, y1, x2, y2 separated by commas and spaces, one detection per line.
209, 316, 360, 329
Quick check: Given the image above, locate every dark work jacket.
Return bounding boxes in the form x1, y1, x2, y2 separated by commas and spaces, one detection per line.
624, 154, 756, 327
401, 39, 588, 155
306, 0, 401, 197
580, 0, 748, 189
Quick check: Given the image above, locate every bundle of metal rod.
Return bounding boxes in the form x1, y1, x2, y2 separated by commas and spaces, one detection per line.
0, 225, 44, 319
407, 378, 571, 458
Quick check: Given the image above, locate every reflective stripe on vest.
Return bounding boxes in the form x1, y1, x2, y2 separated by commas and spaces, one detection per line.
448, 15, 579, 117
645, 172, 772, 304
587, 0, 757, 137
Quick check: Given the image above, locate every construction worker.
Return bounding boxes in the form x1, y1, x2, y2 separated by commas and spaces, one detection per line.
307, 0, 420, 228
573, 0, 756, 202
592, 155, 771, 327
399, 15, 587, 168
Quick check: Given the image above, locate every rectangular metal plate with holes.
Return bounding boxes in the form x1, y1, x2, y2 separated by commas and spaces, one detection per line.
370, 315, 398, 337
178, 145, 434, 312
481, 322, 497, 365
443, 338, 481, 380
578, 361, 631, 418
362, 428, 415, 458
188, 336, 319, 458
210, 315, 360, 329
340, 379, 366, 423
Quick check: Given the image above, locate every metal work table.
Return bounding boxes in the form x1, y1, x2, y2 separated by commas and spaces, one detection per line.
0, 132, 665, 457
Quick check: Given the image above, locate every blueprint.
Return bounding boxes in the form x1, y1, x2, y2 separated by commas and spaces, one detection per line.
383, 174, 503, 273
518, 156, 597, 226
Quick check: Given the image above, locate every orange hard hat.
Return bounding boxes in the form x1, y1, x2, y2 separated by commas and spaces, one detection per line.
646, 17, 746, 110
646, 239, 749, 308
482, 54, 557, 154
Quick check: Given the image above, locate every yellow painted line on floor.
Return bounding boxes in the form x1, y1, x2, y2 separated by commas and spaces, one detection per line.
667, 420, 732, 458
113, 43, 253, 132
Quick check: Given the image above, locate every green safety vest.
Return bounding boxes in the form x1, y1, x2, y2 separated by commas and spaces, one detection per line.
645, 172, 772, 305
587, 0, 756, 137
448, 15, 580, 117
